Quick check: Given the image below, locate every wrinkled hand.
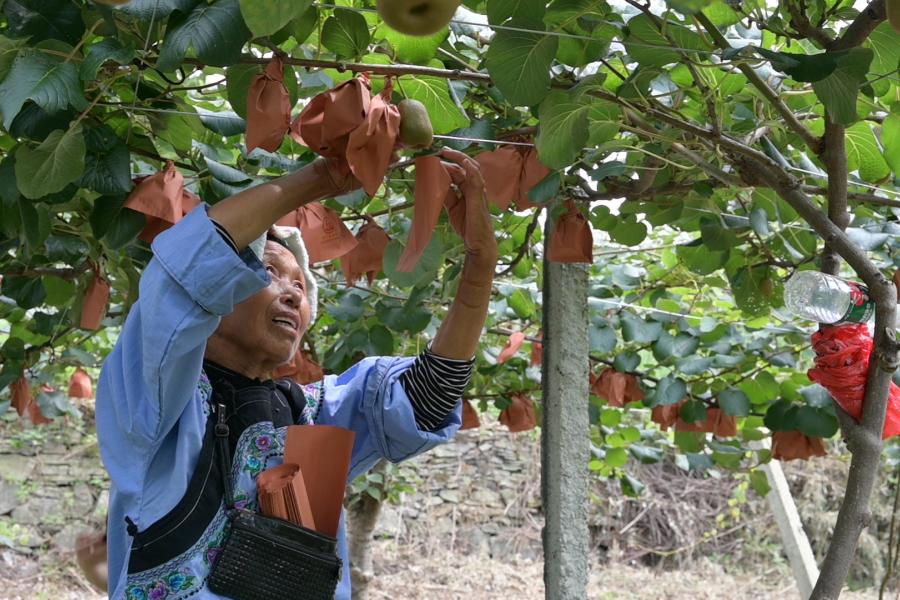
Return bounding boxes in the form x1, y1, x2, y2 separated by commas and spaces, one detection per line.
311, 157, 362, 199
439, 147, 498, 267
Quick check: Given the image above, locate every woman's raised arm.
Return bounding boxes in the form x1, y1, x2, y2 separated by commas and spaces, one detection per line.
208, 158, 358, 249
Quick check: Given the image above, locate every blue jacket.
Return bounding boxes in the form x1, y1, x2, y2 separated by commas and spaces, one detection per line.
96, 205, 461, 599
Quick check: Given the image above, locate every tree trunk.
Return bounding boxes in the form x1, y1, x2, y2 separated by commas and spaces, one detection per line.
347, 459, 388, 600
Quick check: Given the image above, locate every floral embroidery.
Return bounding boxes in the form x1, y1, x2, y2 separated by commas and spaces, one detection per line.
301, 382, 323, 424
255, 434, 272, 451
126, 568, 197, 600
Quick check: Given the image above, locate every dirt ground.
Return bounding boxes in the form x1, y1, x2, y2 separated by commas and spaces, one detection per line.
0, 540, 879, 600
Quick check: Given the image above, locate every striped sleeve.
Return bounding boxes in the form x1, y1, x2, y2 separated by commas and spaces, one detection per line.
400, 347, 475, 432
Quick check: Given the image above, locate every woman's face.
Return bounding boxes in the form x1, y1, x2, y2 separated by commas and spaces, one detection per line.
210, 241, 312, 374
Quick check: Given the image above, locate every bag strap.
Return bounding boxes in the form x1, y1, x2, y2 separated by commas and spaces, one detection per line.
215, 403, 235, 510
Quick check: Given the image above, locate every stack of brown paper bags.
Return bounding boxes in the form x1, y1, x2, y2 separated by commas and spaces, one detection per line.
257, 425, 355, 538
257, 463, 316, 530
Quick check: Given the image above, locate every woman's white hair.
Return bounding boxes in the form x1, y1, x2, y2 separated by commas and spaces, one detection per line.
248, 226, 318, 323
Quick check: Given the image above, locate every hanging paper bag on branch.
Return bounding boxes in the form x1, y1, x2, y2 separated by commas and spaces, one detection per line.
280, 203, 358, 264
807, 323, 900, 439
346, 80, 401, 196
397, 155, 450, 272
68, 368, 93, 399
772, 430, 828, 461
340, 218, 391, 286
246, 55, 292, 153
675, 407, 737, 437
124, 162, 200, 243
499, 393, 537, 433
290, 75, 371, 159
548, 201, 593, 264
461, 399, 480, 430
475, 143, 551, 211
80, 267, 110, 330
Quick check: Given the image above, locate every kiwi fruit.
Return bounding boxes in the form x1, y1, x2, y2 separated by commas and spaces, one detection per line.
376, 0, 461, 36
398, 99, 434, 149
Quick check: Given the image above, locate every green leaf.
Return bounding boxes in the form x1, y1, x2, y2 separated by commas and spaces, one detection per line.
383, 236, 445, 288
629, 444, 664, 464
795, 406, 838, 438
749, 470, 771, 496
700, 216, 738, 250
14, 124, 86, 199
653, 332, 700, 361
0, 36, 26, 81
197, 108, 246, 136
80, 38, 135, 82
606, 447, 628, 468
105, 208, 146, 249
327, 293, 365, 321
240, 0, 311, 38
1, 276, 45, 309
680, 399, 707, 423
677, 241, 728, 275
485, 18, 558, 106
702, 0, 742, 26
321, 7, 371, 60
120, 0, 201, 21
611, 219, 647, 246
488, 0, 545, 24
621, 312, 663, 343
157, 0, 251, 72
18, 200, 50, 255
884, 115, 900, 176
755, 47, 837, 83
619, 473, 645, 497
43, 276, 74, 307
763, 399, 798, 432
0, 50, 88, 129
78, 125, 133, 195
845, 122, 891, 183
44, 234, 89, 263
508, 288, 536, 319
652, 376, 687, 406
613, 351, 640, 372
4, 0, 85, 45
624, 16, 676, 65
866, 23, 900, 79
589, 321, 617, 353
527, 172, 561, 205
383, 27, 447, 64
718, 389, 750, 417
811, 48, 873, 126
729, 265, 773, 318
535, 90, 591, 169
398, 74, 469, 134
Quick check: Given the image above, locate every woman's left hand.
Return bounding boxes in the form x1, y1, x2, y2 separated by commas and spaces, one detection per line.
438, 147, 498, 270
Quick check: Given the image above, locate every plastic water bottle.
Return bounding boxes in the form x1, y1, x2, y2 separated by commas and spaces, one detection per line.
784, 271, 874, 324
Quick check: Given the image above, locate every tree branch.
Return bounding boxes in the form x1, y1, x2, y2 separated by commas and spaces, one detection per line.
736, 158, 898, 600
827, 0, 886, 50
786, 0, 835, 47
820, 117, 851, 276
694, 12, 822, 153
4, 263, 92, 281
183, 56, 492, 83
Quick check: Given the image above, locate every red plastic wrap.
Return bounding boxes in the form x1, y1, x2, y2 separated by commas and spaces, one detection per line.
807, 323, 900, 439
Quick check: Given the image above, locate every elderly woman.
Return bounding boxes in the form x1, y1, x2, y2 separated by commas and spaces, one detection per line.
96, 148, 496, 600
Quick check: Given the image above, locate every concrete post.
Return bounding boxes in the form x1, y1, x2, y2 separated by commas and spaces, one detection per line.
541, 215, 591, 600
762, 459, 819, 599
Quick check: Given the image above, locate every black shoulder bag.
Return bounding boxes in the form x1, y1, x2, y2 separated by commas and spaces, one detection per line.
207, 403, 343, 600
